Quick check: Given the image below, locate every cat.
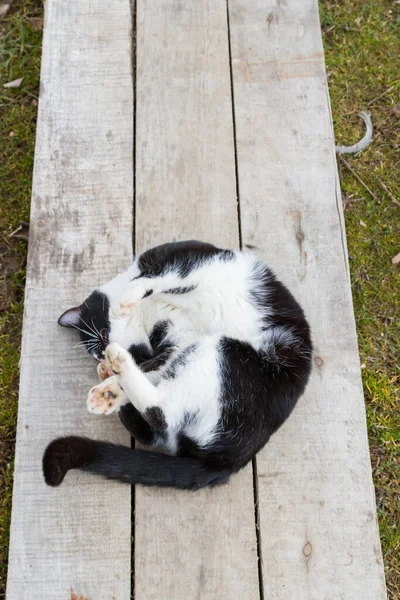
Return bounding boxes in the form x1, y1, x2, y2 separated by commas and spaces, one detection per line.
43, 240, 312, 490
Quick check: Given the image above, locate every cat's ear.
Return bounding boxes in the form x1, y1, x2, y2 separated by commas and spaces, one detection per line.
58, 306, 82, 328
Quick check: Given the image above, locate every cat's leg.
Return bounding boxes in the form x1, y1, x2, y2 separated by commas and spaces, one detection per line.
105, 343, 159, 413
99, 355, 162, 387
117, 403, 154, 446
87, 375, 128, 416
105, 343, 170, 435
112, 273, 194, 317
94, 363, 156, 443
111, 278, 157, 317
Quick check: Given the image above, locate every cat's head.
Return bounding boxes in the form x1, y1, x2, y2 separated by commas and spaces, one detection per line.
58, 264, 142, 361
58, 291, 110, 361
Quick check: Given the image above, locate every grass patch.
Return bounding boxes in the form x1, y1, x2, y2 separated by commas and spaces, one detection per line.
320, 0, 400, 596
0, 0, 399, 597
0, 0, 43, 595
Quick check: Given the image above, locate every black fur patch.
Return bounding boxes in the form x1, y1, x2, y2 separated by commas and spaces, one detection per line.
128, 342, 153, 366
144, 407, 167, 431
205, 328, 312, 469
140, 350, 174, 373
137, 240, 234, 279
163, 343, 198, 379
149, 320, 171, 350
144, 319, 174, 369
163, 285, 197, 295
118, 403, 154, 445
177, 433, 205, 460
130, 320, 174, 370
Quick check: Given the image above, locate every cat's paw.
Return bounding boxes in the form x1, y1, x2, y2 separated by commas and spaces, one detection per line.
111, 303, 132, 318
105, 343, 130, 375
112, 285, 149, 318
97, 361, 114, 382
87, 376, 124, 415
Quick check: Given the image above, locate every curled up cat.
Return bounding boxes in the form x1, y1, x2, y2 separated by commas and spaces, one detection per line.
43, 240, 313, 491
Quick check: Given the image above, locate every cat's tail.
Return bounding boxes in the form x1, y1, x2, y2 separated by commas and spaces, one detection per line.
43, 436, 232, 490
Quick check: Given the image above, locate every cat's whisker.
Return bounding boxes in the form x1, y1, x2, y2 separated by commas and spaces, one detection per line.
75, 343, 97, 353
74, 340, 101, 353
87, 339, 101, 349
78, 316, 100, 338
74, 335, 101, 350
74, 341, 88, 349
74, 345, 93, 358
90, 318, 102, 337
70, 324, 99, 339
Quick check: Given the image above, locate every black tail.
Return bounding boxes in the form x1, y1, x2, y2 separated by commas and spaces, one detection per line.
43, 436, 232, 490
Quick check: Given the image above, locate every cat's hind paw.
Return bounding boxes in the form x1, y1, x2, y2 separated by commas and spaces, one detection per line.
87, 376, 124, 416
97, 361, 114, 382
105, 343, 130, 375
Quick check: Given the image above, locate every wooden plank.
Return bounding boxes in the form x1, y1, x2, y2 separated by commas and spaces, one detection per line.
134, 1, 260, 598
228, 0, 387, 598
6, 1, 133, 598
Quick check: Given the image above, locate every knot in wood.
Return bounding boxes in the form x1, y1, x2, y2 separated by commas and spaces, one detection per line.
302, 541, 312, 557
314, 356, 324, 368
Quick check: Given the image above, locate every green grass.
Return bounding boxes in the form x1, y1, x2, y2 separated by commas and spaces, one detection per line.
320, 0, 400, 596
0, 0, 43, 595
0, 0, 399, 597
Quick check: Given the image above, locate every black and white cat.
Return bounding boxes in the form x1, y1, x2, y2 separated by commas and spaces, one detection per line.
43, 240, 312, 490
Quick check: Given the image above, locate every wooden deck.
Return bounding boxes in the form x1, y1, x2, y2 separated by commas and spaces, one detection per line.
6, 1, 387, 599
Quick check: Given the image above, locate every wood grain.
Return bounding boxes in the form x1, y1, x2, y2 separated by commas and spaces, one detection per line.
228, 0, 387, 598
6, 0, 133, 598
134, 1, 260, 598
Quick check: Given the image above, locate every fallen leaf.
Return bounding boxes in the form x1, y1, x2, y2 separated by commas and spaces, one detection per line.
360, 220, 367, 228
3, 77, 24, 89
391, 252, 400, 265
71, 590, 90, 600
0, 3, 10, 17
31, 98, 38, 106
8, 221, 30, 241
28, 17, 44, 30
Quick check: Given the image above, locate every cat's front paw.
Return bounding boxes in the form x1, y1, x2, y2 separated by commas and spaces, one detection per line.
87, 376, 124, 415
111, 303, 132, 318
105, 343, 130, 375
112, 285, 149, 318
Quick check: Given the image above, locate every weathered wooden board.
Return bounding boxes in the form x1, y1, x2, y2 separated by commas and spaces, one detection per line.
228, 0, 387, 598
6, 0, 133, 598
134, 1, 260, 598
